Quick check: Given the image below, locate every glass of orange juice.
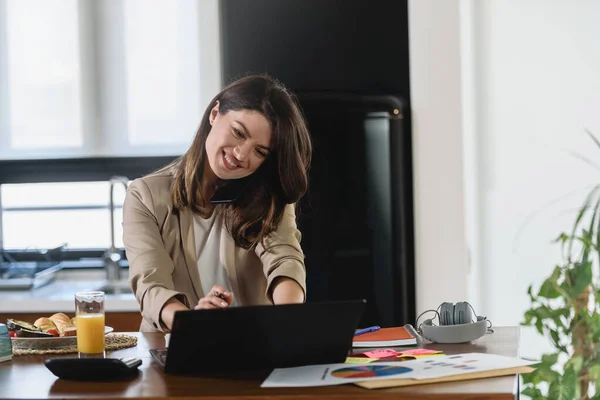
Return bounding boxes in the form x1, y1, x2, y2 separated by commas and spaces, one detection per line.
75, 291, 105, 358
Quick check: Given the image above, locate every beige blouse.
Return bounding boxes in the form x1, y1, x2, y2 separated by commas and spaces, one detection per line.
123, 170, 306, 332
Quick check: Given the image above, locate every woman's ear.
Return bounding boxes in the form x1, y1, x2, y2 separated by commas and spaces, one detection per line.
209, 100, 220, 126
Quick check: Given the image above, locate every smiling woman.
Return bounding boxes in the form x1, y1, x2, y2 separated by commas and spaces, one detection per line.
123, 75, 313, 332
205, 106, 272, 180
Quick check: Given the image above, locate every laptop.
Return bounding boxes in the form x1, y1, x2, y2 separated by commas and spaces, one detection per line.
150, 299, 366, 375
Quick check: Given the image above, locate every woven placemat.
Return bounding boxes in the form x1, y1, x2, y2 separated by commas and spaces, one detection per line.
12, 333, 137, 356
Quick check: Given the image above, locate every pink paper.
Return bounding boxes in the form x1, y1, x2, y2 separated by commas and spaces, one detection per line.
398, 348, 441, 356
363, 349, 399, 358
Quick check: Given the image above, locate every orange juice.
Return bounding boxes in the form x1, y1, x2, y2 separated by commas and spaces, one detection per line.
76, 314, 105, 354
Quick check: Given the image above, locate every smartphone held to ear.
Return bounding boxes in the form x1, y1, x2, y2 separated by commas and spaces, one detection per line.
209, 176, 254, 204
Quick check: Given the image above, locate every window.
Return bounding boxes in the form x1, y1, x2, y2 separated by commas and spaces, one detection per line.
0, 181, 127, 250
124, 0, 204, 147
0, 0, 221, 160
0, 0, 220, 256
5, 0, 83, 154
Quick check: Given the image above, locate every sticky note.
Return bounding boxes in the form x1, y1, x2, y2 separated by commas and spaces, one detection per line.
397, 354, 444, 361
345, 357, 378, 364
398, 348, 442, 356
363, 349, 399, 358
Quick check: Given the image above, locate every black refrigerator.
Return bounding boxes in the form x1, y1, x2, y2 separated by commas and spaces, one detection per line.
219, 0, 415, 327
295, 94, 414, 328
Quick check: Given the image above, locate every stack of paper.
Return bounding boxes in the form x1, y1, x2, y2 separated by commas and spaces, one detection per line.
261, 353, 535, 388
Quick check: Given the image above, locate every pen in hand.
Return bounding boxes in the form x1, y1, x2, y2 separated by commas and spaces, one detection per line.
195, 287, 233, 309
213, 291, 226, 300
354, 325, 381, 336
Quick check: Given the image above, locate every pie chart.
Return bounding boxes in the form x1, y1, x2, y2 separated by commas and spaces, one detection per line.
331, 365, 413, 379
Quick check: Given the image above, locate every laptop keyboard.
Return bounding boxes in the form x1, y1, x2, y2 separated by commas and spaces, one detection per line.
150, 349, 168, 366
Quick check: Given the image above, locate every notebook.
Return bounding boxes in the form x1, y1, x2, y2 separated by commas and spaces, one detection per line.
352, 325, 417, 347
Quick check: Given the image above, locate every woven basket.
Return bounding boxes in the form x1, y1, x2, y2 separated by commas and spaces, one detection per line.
12, 333, 137, 355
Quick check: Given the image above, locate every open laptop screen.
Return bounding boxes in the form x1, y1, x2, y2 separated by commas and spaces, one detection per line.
157, 300, 366, 375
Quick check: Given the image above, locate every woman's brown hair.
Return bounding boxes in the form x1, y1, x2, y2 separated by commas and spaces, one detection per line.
170, 75, 312, 249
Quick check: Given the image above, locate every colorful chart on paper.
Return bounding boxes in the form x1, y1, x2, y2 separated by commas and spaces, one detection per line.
331, 365, 413, 379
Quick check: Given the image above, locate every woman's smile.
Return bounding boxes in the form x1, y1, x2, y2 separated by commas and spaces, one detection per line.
205, 106, 272, 180
222, 150, 241, 170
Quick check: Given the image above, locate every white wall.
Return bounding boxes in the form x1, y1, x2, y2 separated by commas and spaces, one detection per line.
408, 0, 471, 315
471, 0, 600, 358
410, 0, 600, 359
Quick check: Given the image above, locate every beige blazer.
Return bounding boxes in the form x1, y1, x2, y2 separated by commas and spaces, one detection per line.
123, 170, 306, 332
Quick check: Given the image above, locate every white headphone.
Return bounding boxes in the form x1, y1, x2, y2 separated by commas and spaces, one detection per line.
416, 301, 493, 344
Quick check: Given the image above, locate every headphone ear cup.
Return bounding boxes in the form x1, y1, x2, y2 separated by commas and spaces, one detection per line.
455, 301, 472, 324
463, 302, 473, 323
439, 303, 446, 325
440, 302, 454, 325
454, 303, 461, 325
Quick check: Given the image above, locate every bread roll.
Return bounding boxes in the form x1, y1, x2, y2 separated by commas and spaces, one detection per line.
49, 312, 71, 325
49, 313, 73, 335
33, 317, 57, 333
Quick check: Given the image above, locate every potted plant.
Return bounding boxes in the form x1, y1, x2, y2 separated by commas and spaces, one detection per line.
521, 132, 600, 400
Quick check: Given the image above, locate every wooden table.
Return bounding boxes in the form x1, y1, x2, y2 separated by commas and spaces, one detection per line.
0, 327, 522, 399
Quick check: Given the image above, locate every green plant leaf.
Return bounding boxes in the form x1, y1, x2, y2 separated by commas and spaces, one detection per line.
538, 277, 561, 299
568, 185, 600, 259
527, 284, 537, 303
535, 319, 544, 335
565, 354, 583, 375
522, 309, 537, 326
590, 314, 600, 339
538, 305, 554, 320
554, 232, 570, 244
584, 195, 600, 266
550, 308, 571, 331
521, 370, 536, 385
548, 380, 575, 400
596, 205, 600, 270
572, 261, 593, 296
549, 329, 561, 349
588, 197, 600, 241
548, 366, 577, 400
551, 307, 571, 319
590, 364, 600, 397
562, 261, 593, 299
541, 353, 560, 365
522, 360, 560, 386
521, 386, 543, 399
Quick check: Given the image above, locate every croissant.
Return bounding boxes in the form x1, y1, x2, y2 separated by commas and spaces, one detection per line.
49, 313, 74, 335
34, 317, 57, 333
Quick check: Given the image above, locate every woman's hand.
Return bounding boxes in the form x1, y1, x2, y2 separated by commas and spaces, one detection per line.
194, 285, 234, 310
160, 297, 189, 331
